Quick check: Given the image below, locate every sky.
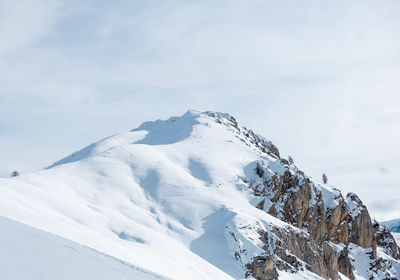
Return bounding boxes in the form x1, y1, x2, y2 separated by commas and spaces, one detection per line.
0, 0, 399, 220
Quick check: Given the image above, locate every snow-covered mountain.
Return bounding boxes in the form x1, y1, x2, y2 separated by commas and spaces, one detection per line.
382, 219, 400, 233
0, 110, 399, 280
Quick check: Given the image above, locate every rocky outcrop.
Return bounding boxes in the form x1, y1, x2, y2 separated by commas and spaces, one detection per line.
207, 111, 281, 159
345, 193, 377, 258
246, 255, 278, 280
238, 158, 400, 280
206, 112, 399, 280
338, 247, 354, 279
273, 226, 339, 280
373, 222, 400, 260
325, 200, 349, 245
369, 257, 398, 280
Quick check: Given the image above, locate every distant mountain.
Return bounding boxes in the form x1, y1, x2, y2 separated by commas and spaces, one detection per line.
382, 219, 400, 233
0, 110, 399, 280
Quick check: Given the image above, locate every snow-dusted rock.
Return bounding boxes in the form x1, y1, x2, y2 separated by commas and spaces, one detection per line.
0, 110, 398, 280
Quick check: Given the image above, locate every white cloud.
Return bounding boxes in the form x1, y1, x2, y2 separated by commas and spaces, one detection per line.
0, 0, 63, 55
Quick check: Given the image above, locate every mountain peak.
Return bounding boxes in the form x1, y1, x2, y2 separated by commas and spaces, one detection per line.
131, 110, 232, 132
49, 110, 280, 169
2, 110, 399, 280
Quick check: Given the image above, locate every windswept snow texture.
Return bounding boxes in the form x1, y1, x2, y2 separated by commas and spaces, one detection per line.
0, 110, 397, 280
0, 110, 254, 280
132, 110, 200, 145
190, 208, 243, 278
0, 215, 168, 280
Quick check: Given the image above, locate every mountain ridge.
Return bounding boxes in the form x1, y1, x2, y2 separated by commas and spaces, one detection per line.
0, 110, 399, 280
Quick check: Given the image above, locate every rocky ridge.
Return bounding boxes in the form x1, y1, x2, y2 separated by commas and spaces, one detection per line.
0, 110, 399, 280
208, 112, 400, 280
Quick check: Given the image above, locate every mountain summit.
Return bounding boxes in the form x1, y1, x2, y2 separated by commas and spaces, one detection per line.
0, 111, 399, 280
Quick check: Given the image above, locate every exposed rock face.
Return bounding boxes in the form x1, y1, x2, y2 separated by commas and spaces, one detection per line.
338, 247, 354, 279
272, 226, 339, 280
237, 158, 400, 280
346, 193, 377, 257
373, 222, 400, 260
246, 255, 278, 280
206, 112, 399, 280
369, 257, 398, 280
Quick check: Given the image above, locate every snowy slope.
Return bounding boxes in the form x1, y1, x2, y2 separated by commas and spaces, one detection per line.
0, 110, 398, 280
0, 111, 246, 280
394, 233, 400, 244
0, 215, 168, 280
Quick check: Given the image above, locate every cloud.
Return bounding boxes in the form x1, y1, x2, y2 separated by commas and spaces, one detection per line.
370, 200, 400, 222
0, 0, 63, 55
379, 107, 400, 119
2, 0, 399, 101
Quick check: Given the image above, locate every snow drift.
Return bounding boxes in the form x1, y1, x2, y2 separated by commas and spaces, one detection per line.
0, 110, 398, 280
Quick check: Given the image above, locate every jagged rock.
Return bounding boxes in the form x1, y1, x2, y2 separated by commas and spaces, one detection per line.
374, 222, 400, 260
306, 197, 326, 243
267, 204, 277, 217
207, 112, 399, 279
271, 226, 337, 280
346, 193, 377, 258
2, 110, 399, 280
256, 199, 266, 210
290, 183, 311, 229
322, 242, 340, 280
338, 247, 354, 279
325, 200, 349, 245
241, 158, 397, 279
369, 257, 398, 280
246, 255, 278, 280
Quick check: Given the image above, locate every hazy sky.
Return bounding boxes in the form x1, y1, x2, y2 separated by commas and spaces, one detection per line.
1, 0, 399, 220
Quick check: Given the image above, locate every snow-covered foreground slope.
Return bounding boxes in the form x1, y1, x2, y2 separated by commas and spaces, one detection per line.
0, 111, 244, 280
0, 110, 398, 280
0, 215, 168, 280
